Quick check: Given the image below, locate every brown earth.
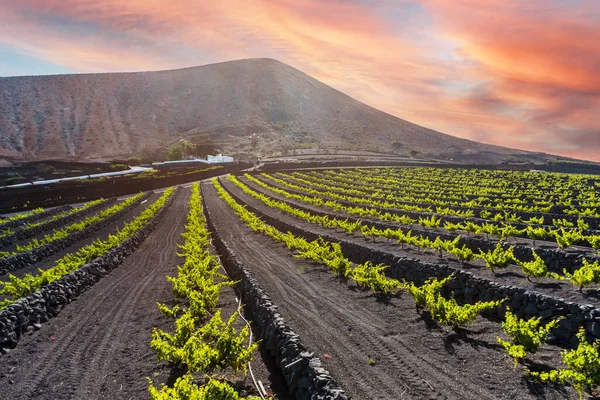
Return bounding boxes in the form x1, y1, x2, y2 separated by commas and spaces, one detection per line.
0, 185, 284, 399
0, 59, 554, 164
202, 180, 579, 400
0, 193, 160, 282
234, 175, 600, 308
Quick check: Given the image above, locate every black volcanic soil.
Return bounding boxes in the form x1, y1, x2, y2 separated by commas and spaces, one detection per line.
0, 194, 142, 253
235, 175, 600, 308
0, 193, 160, 282
202, 180, 578, 400
0, 186, 285, 399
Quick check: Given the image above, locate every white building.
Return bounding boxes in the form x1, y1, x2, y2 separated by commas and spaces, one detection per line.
152, 153, 234, 166
206, 154, 234, 163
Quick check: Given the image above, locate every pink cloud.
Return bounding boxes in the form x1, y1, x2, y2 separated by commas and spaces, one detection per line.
0, 0, 599, 161
415, 0, 600, 160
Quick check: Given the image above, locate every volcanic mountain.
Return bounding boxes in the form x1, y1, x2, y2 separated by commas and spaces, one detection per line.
0, 58, 551, 163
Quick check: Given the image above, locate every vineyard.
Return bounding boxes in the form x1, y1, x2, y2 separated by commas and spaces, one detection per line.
1, 166, 600, 399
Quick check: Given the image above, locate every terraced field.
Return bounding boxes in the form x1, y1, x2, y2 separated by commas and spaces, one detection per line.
2, 166, 600, 399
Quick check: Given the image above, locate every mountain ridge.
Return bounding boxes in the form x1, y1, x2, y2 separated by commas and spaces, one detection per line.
0, 58, 557, 163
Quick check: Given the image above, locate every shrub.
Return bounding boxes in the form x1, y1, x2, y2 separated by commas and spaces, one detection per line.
564, 259, 600, 292
168, 145, 183, 161
518, 250, 561, 281
148, 374, 261, 400
478, 241, 516, 273
407, 275, 505, 328
110, 163, 128, 171
497, 309, 563, 366
530, 328, 600, 399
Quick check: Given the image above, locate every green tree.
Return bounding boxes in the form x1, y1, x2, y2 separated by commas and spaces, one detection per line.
168, 145, 183, 161
179, 139, 194, 159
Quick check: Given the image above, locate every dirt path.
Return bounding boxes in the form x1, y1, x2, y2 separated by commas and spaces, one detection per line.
0, 189, 188, 399
0, 185, 287, 400
203, 181, 576, 400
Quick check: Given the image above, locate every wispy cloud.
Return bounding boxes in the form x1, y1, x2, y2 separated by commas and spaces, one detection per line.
0, 0, 598, 160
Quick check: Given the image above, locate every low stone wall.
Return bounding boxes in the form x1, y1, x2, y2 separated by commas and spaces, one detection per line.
247, 170, 600, 229
238, 177, 594, 274
0, 198, 118, 248
0, 205, 72, 231
0, 188, 179, 354
203, 190, 347, 400
247, 173, 600, 248
274, 172, 600, 229
222, 182, 600, 347
0, 193, 152, 274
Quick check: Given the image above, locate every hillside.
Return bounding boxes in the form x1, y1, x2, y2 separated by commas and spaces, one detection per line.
0, 58, 553, 164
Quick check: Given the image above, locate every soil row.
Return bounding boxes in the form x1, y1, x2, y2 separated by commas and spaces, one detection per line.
0, 193, 161, 282
203, 186, 345, 400
239, 176, 596, 275
0, 192, 153, 275
220, 177, 600, 344
0, 206, 72, 231
202, 179, 578, 399
0, 198, 118, 249
264, 172, 600, 229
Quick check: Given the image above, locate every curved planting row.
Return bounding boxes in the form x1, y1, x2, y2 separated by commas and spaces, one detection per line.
205, 180, 348, 400
305, 169, 558, 208
332, 167, 598, 209
0, 192, 151, 274
290, 170, 558, 215
215, 177, 599, 398
236, 175, 596, 276
267, 171, 600, 237
148, 182, 263, 399
297, 170, 600, 236
319, 168, 600, 214
258, 172, 599, 251
0, 187, 178, 352
300, 170, 569, 215
0, 197, 115, 248
1, 193, 147, 257
220, 178, 600, 343
0, 205, 72, 231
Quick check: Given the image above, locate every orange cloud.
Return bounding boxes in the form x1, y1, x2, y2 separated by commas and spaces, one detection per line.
0, 0, 599, 161
418, 0, 600, 159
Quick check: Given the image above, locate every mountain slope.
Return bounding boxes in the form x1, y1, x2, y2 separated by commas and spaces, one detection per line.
0, 58, 549, 163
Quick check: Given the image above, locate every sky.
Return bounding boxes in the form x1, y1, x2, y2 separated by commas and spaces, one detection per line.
0, 0, 599, 161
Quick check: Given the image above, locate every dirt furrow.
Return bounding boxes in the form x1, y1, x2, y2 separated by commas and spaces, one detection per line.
0, 188, 188, 400
204, 182, 451, 399
73, 190, 187, 398
203, 180, 576, 400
